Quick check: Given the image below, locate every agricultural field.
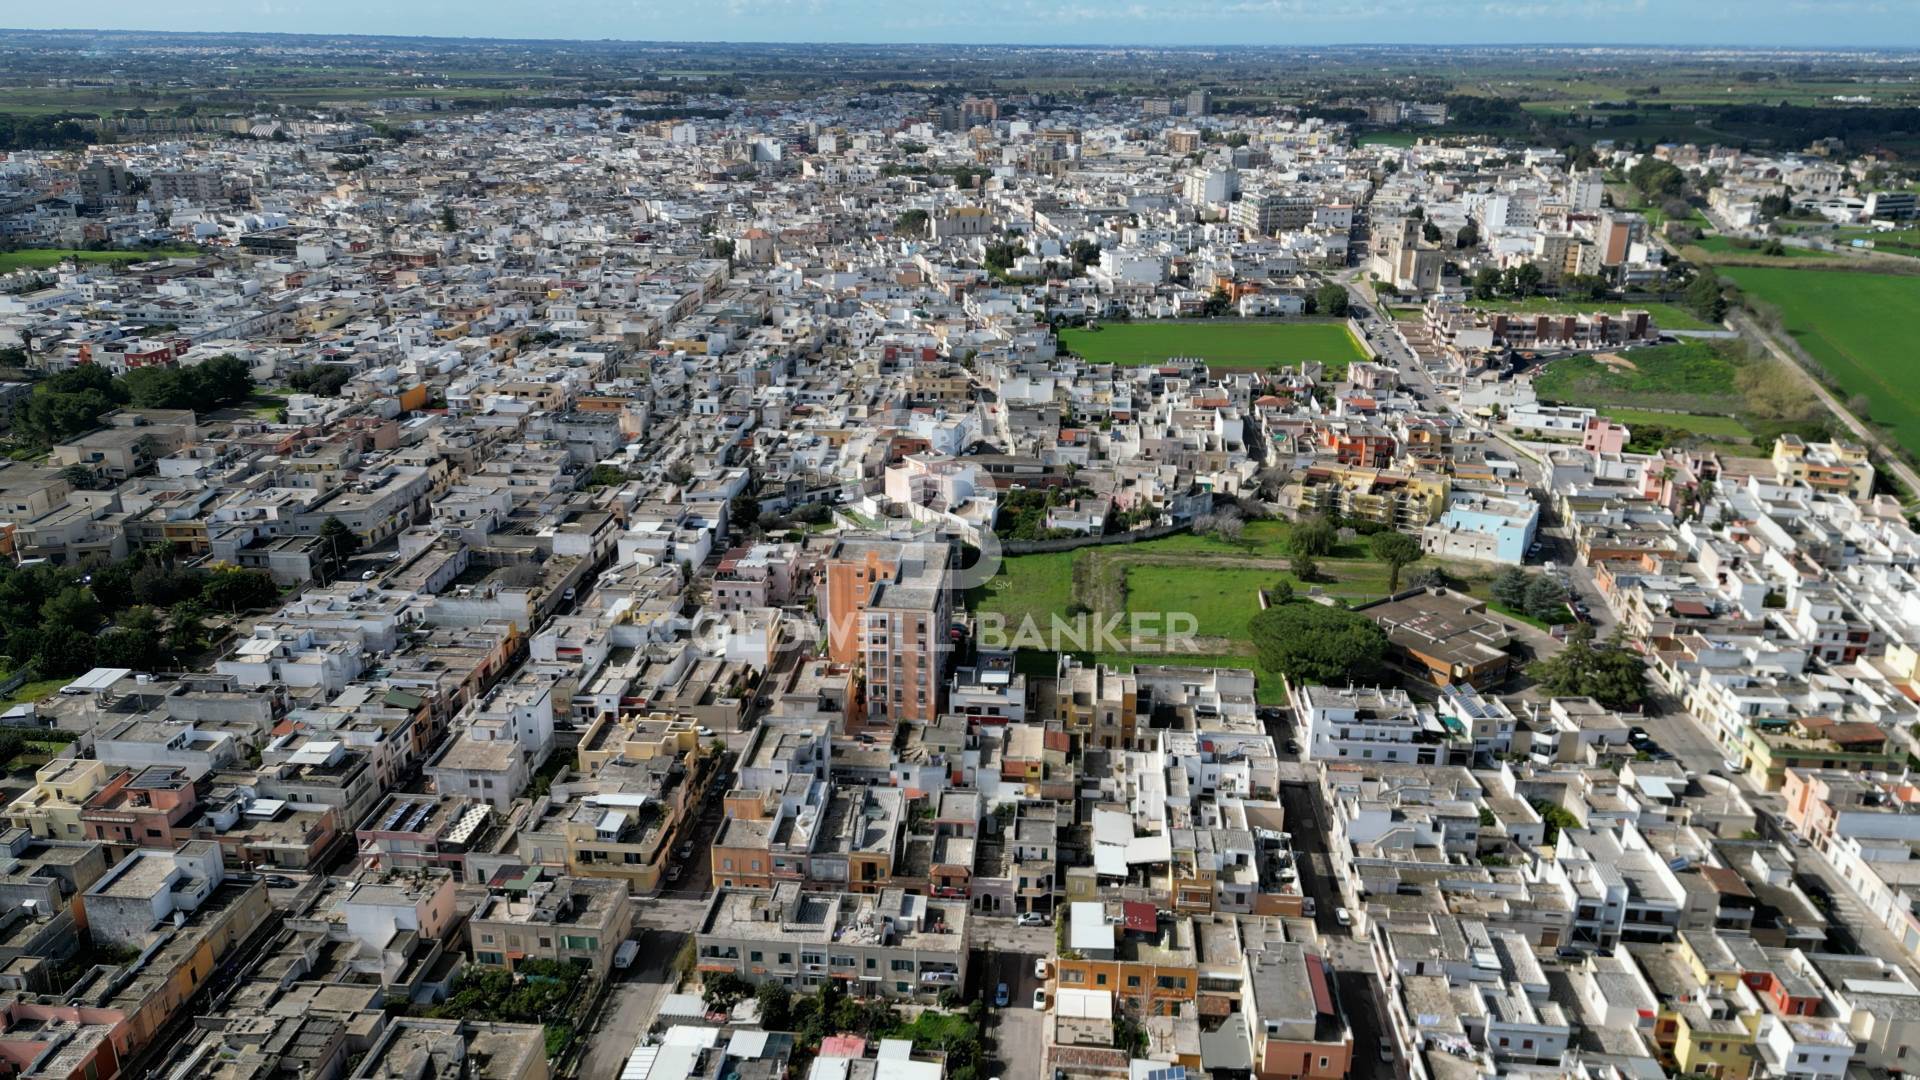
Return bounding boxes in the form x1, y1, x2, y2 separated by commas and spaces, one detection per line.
1471, 297, 1718, 332
1059, 320, 1367, 374
0, 248, 201, 273
1721, 267, 1920, 458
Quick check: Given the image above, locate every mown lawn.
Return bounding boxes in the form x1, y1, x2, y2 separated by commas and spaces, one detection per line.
1060, 321, 1367, 374
1721, 267, 1920, 458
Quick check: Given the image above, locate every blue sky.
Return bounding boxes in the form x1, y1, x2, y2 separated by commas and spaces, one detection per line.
12, 1, 1920, 48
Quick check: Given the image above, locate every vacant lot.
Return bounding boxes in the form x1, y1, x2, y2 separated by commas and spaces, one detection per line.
1060, 320, 1367, 374
1534, 339, 1744, 414
1473, 297, 1718, 331
1830, 227, 1920, 260
969, 523, 1463, 703
1722, 267, 1920, 457
1690, 236, 1836, 261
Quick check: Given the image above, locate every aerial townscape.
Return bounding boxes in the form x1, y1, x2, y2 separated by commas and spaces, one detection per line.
5, 15, 1920, 1080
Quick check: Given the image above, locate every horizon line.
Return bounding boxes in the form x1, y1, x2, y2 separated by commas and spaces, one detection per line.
4, 26, 1920, 53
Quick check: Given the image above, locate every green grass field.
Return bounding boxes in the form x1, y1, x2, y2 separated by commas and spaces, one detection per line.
1356, 132, 1420, 148
0, 248, 201, 273
1601, 408, 1756, 440
1722, 267, 1920, 457
1473, 297, 1717, 332
1533, 339, 1744, 414
1831, 228, 1920, 260
1060, 321, 1367, 374
1690, 236, 1836, 260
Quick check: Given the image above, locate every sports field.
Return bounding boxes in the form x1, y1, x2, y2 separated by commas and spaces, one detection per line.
0, 248, 201, 273
1721, 267, 1920, 457
1059, 320, 1367, 373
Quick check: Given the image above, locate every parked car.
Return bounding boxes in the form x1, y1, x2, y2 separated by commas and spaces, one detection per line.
360, 569, 377, 581
1722, 757, 1746, 774
696, 726, 715, 738
1379, 1045, 1395, 1064
1017, 912, 1049, 927
1284, 738, 1301, 754
1301, 897, 1316, 918
614, 939, 641, 969
1334, 907, 1352, 928
1032, 989, 1047, 1010
993, 983, 1010, 1008
262, 875, 297, 890
666, 865, 683, 883
1034, 958, 1049, 979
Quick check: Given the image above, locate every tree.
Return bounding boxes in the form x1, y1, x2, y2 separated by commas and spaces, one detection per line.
1422, 220, 1443, 244
1292, 553, 1320, 583
58, 464, 96, 491
1492, 566, 1532, 609
1503, 262, 1543, 298
1288, 515, 1338, 557
96, 626, 161, 669
893, 209, 929, 237
1531, 798, 1581, 846
318, 517, 362, 579
1528, 633, 1648, 710
1314, 282, 1350, 318
1268, 580, 1295, 605
40, 586, 101, 633
1368, 531, 1422, 592
1471, 266, 1502, 301
1627, 158, 1686, 201
439, 205, 459, 232
1203, 286, 1231, 317
1249, 602, 1388, 686
755, 982, 792, 1030
1456, 219, 1480, 248
122, 365, 195, 409
1522, 575, 1568, 620
166, 601, 208, 656
33, 624, 96, 677
191, 354, 254, 406
729, 493, 761, 534
1685, 270, 1727, 323
200, 568, 279, 613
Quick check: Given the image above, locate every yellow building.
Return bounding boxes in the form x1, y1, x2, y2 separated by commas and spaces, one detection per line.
1771, 434, 1874, 501
1671, 1006, 1757, 1079
6, 758, 113, 840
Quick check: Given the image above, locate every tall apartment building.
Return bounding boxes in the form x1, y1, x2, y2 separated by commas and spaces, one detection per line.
1185, 89, 1211, 117
1232, 192, 1316, 237
819, 537, 952, 723
1596, 209, 1646, 266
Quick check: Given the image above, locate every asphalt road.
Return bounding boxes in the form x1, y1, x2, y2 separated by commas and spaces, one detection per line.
578, 928, 687, 1080
978, 945, 1047, 1079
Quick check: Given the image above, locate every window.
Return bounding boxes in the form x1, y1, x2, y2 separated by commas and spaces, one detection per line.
145, 828, 163, 838
481, 933, 495, 944
1126, 976, 1141, 988
778, 953, 792, 965
723, 858, 734, 870
477, 951, 504, 965
561, 935, 597, 951
750, 951, 763, 963
1096, 973, 1108, 986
